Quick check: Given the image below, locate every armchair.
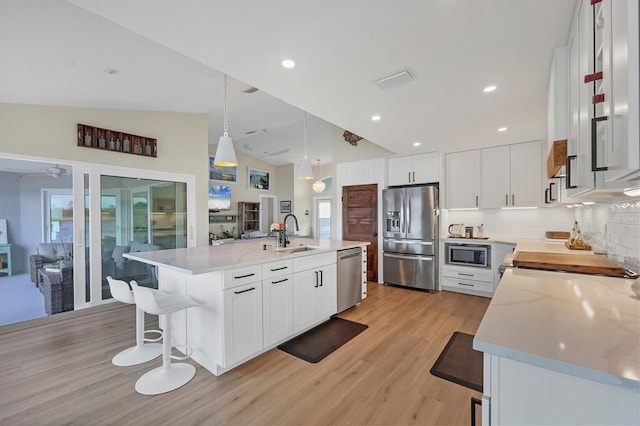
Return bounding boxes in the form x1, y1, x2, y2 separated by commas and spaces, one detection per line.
30, 242, 73, 285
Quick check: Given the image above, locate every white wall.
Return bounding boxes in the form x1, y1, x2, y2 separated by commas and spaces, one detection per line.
0, 103, 209, 246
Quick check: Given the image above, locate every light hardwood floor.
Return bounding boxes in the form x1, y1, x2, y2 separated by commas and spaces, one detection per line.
0, 282, 490, 425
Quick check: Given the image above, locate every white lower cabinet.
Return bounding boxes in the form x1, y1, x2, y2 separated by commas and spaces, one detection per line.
223, 282, 263, 366
293, 252, 337, 333
441, 265, 494, 297
483, 353, 640, 425
262, 261, 293, 347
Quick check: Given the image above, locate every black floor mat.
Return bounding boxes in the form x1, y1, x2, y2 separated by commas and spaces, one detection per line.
430, 331, 483, 392
278, 317, 368, 363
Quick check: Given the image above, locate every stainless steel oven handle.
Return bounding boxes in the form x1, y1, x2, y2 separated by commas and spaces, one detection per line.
384, 253, 433, 261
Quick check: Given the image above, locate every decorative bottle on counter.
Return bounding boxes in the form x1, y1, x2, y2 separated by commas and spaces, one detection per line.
574, 221, 585, 247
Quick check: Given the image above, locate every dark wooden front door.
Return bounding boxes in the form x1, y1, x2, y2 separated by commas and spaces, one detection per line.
342, 184, 378, 282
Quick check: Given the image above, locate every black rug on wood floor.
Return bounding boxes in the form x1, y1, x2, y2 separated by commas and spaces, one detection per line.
430, 331, 483, 392
278, 317, 368, 363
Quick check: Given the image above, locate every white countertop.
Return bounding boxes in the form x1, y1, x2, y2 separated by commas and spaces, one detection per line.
473, 243, 640, 388
123, 238, 368, 275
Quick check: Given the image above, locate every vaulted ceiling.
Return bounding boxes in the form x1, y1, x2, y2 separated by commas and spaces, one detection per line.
0, 0, 576, 167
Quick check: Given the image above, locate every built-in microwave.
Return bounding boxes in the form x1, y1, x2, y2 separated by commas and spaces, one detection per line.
445, 242, 490, 268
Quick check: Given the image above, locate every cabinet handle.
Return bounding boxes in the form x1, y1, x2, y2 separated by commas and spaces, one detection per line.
549, 182, 557, 202
271, 278, 288, 284
412, 171, 415, 182
475, 195, 478, 207
270, 266, 288, 272
566, 155, 577, 189
234, 273, 255, 279
512, 194, 515, 205
592, 93, 605, 104
234, 287, 255, 294
583, 71, 603, 83
314, 271, 319, 288
408, 172, 411, 182
545, 187, 550, 204
458, 272, 474, 277
319, 270, 323, 286
505, 194, 509, 206
591, 116, 609, 172
458, 282, 474, 287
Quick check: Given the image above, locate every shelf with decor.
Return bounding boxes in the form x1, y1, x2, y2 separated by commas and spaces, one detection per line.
209, 214, 237, 224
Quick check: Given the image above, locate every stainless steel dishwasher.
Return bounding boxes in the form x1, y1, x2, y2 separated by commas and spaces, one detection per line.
337, 247, 362, 313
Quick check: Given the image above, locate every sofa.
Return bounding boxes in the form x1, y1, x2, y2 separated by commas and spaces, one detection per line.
102, 241, 160, 287
30, 242, 73, 285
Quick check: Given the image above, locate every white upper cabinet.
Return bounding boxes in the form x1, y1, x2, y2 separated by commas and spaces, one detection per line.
603, 0, 639, 182
481, 141, 543, 208
445, 150, 481, 209
388, 152, 439, 186
566, 0, 638, 195
481, 146, 510, 208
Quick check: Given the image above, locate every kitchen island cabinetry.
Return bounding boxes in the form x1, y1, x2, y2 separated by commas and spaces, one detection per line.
387, 152, 439, 186
223, 281, 263, 366
481, 141, 542, 208
262, 260, 293, 347
293, 252, 337, 333
124, 240, 362, 376
445, 149, 481, 209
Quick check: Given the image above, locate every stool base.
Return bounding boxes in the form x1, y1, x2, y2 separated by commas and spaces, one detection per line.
135, 363, 196, 395
112, 343, 162, 367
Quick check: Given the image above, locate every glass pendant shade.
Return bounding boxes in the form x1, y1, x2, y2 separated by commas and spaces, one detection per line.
298, 155, 313, 179
312, 179, 326, 193
214, 135, 237, 166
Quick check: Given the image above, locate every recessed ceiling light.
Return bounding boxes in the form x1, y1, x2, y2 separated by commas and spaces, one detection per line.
483, 85, 497, 93
497, 127, 508, 132
104, 68, 119, 75
413, 142, 421, 147
371, 115, 381, 121
281, 59, 296, 69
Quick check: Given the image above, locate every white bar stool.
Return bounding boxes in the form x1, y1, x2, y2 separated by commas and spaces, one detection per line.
106, 276, 162, 366
131, 281, 199, 395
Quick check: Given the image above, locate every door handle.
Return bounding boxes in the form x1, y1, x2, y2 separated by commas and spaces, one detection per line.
566, 155, 577, 189
591, 116, 608, 172
372, 232, 378, 237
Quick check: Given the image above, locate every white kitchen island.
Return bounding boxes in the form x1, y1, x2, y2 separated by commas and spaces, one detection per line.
474, 265, 640, 425
124, 239, 368, 376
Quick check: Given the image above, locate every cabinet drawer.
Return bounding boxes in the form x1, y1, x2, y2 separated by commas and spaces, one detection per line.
442, 266, 494, 283
441, 276, 493, 293
262, 259, 293, 279
293, 252, 336, 272
223, 264, 262, 289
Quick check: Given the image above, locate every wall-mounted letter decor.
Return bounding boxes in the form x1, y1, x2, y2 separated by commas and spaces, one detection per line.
77, 123, 157, 158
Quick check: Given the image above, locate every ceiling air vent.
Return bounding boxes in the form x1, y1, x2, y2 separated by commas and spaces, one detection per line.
376, 70, 413, 89
243, 86, 259, 94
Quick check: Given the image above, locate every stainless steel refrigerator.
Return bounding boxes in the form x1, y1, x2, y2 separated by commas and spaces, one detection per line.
382, 184, 439, 291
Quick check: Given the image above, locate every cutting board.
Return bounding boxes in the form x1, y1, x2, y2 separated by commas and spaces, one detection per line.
513, 251, 626, 277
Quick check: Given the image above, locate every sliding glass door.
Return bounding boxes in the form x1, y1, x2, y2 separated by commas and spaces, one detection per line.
100, 176, 188, 299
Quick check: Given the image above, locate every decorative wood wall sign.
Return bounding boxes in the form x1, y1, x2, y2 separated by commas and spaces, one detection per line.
343, 130, 363, 146
77, 123, 157, 158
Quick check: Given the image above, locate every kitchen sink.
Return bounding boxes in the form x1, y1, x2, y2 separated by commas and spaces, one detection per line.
288, 246, 318, 253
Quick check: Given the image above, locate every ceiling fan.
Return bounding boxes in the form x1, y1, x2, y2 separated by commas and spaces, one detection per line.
8, 164, 68, 178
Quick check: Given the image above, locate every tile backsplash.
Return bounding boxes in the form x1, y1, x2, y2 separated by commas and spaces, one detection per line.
575, 200, 640, 273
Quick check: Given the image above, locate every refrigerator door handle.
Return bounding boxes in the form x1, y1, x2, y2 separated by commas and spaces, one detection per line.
384, 253, 433, 261
406, 197, 411, 234
385, 239, 433, 245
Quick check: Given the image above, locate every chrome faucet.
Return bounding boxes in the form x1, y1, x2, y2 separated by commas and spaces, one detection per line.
282, 213, 299, 248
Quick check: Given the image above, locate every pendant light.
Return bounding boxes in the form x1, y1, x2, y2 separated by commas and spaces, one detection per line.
312, 159, 326, 193
297, 112, 313, 179
214, 74, 238, 166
